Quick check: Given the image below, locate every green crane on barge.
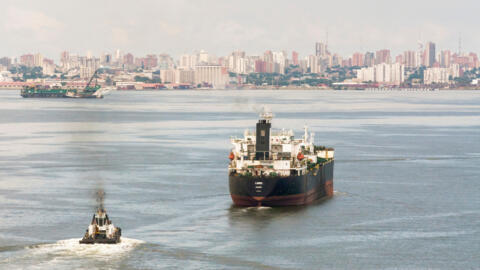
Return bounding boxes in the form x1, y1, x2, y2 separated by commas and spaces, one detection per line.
21, 70, 104, 98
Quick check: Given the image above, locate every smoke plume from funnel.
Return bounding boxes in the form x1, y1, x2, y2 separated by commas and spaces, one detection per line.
251, 104, 264, 114
95, 188, 106, 211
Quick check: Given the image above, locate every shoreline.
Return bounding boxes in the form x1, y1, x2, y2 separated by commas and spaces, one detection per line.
1, 87, 480, 91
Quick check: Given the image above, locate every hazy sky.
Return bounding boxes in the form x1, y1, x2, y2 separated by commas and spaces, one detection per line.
1, 0, 479, 60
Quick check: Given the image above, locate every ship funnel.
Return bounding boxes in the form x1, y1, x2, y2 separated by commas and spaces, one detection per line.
256, 106, 272, 160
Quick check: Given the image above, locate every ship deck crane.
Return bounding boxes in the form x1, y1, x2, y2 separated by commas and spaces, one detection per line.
85, 69, 99, 90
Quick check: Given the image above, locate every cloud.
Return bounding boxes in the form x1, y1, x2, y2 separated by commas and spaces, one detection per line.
3, 6, 65, 41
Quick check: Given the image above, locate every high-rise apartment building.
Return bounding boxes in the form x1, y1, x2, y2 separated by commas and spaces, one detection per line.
142, 55, 158, 69
308, 55, 320, 73
0, 57, 12, 68
403, 51, 416, 67
468, 53, 479, 68
395, 55, 403, 65
424, 64, 460, 84
440, 50, 451, 68
255, 60, 266, 73
364, 52, 375, 67
60, 51, 70, 70
342, 58, 352, 67
315, 42, 328, 57
425, 42, 436, 67
292, 51, 299, 66
263, 51, 275, 73
114, 49, 122, 63
357, 63, 405, 84
331, 54, 342, 67
352, 52, 364, 67
42, 58, 55, 75
79, 57, 99, 79
197, 50, 211, 64
123, 53, 134, 67
227, 51, 248, 74
100, 53, 112, 65
356, 66, 376, 82
20, 54, 35, 67
375, 50, 391, 64
272, 51, 287, 74
180, 54, 198, 69
33, 53, 43, 67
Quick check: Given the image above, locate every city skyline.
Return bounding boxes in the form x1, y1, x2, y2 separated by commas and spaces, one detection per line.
2, 39, 479, 89
1, 0, 479, 60
1, 40, 477, 67
3, 39, 477, 70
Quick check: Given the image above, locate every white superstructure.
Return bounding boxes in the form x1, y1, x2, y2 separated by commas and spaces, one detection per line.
228, 109, 334, 178
85, 209, 118, 239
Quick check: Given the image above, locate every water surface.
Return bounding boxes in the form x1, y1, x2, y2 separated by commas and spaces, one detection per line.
0, 90, 479, 269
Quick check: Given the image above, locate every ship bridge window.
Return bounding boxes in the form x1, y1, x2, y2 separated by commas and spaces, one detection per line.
96, 217, 105, 226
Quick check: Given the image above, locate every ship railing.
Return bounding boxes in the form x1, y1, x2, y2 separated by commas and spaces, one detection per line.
271, 131, 294, 137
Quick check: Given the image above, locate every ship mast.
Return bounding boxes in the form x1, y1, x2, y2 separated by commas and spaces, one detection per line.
259, 106, 273, 122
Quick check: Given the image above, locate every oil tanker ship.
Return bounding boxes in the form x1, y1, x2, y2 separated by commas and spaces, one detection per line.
21, 70, 104, 98
228, 109, 334, 206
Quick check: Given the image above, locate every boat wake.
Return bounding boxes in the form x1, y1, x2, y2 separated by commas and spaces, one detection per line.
26, 237, 145, 258
334, 190, 348, 196
242, 206, 273, 212
0, 238, 145, 269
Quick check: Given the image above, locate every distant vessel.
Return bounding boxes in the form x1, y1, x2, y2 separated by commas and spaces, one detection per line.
79, 208, 121, 244
21, 70, 104, 98
228, 108, 334, 206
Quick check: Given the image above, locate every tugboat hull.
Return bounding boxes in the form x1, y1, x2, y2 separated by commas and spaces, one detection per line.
79, 229, 122, 244
229, 161, 334, 207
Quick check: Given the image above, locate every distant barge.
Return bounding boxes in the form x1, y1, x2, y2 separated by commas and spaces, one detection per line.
21, 70, 104, 98
228, 109, 334, 206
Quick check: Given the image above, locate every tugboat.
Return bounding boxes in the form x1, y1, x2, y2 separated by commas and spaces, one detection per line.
228, 108, 334, 206
79, 208, 122, 244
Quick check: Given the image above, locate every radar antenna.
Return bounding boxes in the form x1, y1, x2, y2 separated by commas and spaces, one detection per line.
259, 106, 273, 122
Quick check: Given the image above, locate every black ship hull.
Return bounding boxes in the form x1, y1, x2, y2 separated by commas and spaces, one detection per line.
229, 160, 334, 206
79, 229, 122, 244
